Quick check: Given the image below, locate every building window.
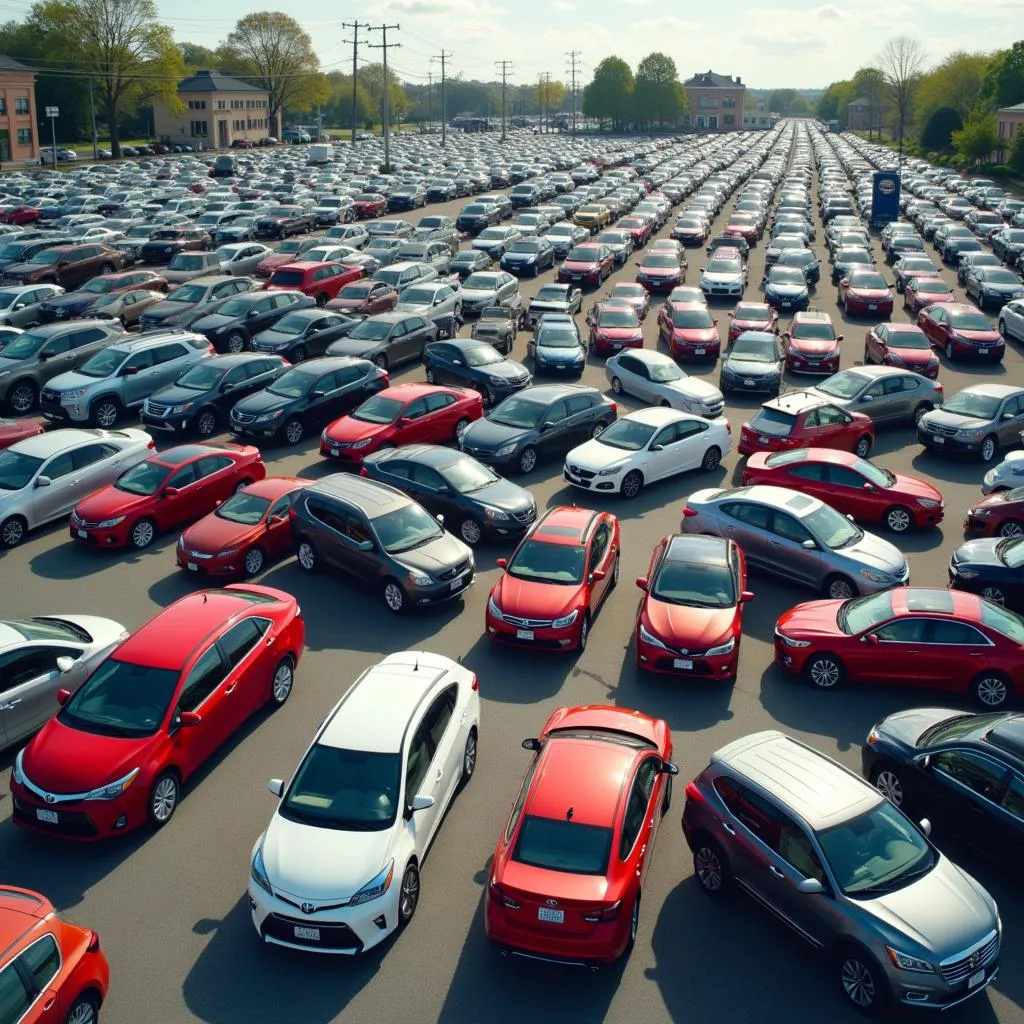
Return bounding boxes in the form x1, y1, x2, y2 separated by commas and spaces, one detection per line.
17, 127, 32, 146
696, 114, 706, 128
216, 99, 225, 110
723, 96, 736, 109
724, 114, 736, 127
699, 95, 709, 108
190, 120, 208, 137
14, 97, 29, 115
0, 98, 5, 115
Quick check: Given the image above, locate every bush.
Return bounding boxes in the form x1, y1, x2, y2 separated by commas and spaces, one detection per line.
1009, 131, 1024, 175
919, 107, 962, 152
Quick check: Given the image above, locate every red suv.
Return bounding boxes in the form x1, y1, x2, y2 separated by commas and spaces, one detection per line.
738, 391, 875, 458
658, 300, 720, 360
917, 302, 1003, 361
264, 261, 363, 305
10, 585, 304, 838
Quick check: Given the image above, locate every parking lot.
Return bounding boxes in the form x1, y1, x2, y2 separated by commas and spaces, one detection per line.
1, 124, 1023, 1024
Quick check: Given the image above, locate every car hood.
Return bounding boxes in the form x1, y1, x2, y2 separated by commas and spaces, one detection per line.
923, 410, 990, 431
639, 266, 678, 278
766, 283, 808, 296
952, 537, 1004, 569
395, 533, 470, 575
874, 707, 965, 748
144, 298, 194, 318
493, 573, 582, 620
471, 477, 535, 515
890, 472, 943, 504
952, 328, 1001, 343
644, 599, 736, 650
672, 326, 718, 341
41, 293, 95, 310
481, 359, 529, 382
844, 530, 908, 576
726, 356, 780, 376
980, 281, 1024, 294
46, 369, 108, 392
562, 259, 597, 272
252, 328, 294, 346
192, 313, 235, 333
325, 417, 389, 443
848, 287, 890, 300
885, 347, 936, 368
463, 417, 531, 450
75, 485, 151, 522
394, 301, 433, 314
595, 327, 643, 341
790, 338, 839, 355
776, 598, 843, 637
566, 437, 632, 472
325, 338, 379, 359
732, 318, 773, 333
149, 383, 212, 405
502, 251, 537, 262
233, 390, 294, 416
2, 262, 46, 277
462, 288, 498, 303
181, 511, 255, 554
529, 300, 567, 312
702, 272, 741, 285
261, 815, 395, 902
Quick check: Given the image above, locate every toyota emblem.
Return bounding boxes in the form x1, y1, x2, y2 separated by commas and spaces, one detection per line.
300, 902, 316, 915
44, 793, 56, 804
545, 899, 558, 907
970, 952, 980, 969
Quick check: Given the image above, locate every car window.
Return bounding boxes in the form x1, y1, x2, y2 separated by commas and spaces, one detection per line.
618, 778, 648, 860
566, 394, 592, 416
636, 756, 660, 801
789, 463, 828, 483
306, 498, 346, 534
222, 365, 249, 387
777, 818, 827, 883
178, 645, 228, 712
825, 465, 864, 488
403, 397, 428, 419
166, 461, 199, 489
932, 750, 1009, 803
815, 406, 849, 426
874, 617, 927, 642
1002, 774, 1024, 822
885, 375, 914, 395
726, 502, 771, 530
409, 464, 446, 490
0, 963, 30, 1023
506, 757, 539, 842
71, 443, 115, 470
925, 620, 990, 645
195, 455, 233, 479
425, 392, 454, 413
618, 354, 644, 377
0, 648, 65, 690
71, 327, 110, 348
405, 722, 433, 802
342, 510, 372, 545
42, 451, 75, 481
546, 398, 569, 423
124, 348, 155, 372
771, 511, 813, 544
423, 685, 457, 753
40, 334, 72, 357
588, 521, 611, 574
15, 931, 61, 993
218, 617, 268, 669
713, 777, 781, 847
267, 493, 296, 519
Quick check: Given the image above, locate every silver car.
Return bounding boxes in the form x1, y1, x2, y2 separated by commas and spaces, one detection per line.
683, 731, 1001, 1015
682, 484, 910, 599
918, 383, 1024, 464
0, 426, 153, 547
215, 243, 273, 277
808, 366, 944, 428
605, 348, 724, 417
0, 284, 64, 327
0, 613, 129, 748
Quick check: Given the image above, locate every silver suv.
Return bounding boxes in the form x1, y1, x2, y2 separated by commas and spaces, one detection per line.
40, 331, 212, 428
683, 731, 1001, 1015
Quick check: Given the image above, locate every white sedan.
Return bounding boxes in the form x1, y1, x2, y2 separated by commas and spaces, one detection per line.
605, 348, 724, 417
998, 299, 1024, 344
982, 451, 1024, 494
562, 406, 731, 499
248, 650, 479, 954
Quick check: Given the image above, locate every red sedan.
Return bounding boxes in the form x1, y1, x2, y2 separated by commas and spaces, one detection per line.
635, 251, 684, 292
742, 447, 943, 532
485, 704, 677, 965
723, 216, 759, 247
10, 584, 304, 838
70, 442, 266, 550
836, 268, 894, 317
176, 476, 306, 577
353, 193, 387, 218
0, 204, 41, 225
328, 279, 399, 316
485, 506, 619, 652
585, 301, 644, 356
0, 417, 43, 448
738, 392, 875, 458
783, 311, 843, 376
918, 302, 1003, 361
557, 243, 615, 287
728, 302, 777, 343
635, 534, 752, 681
964, 487, 1024, 537
904, 276, 955, 315
863, 322, 939, 378
321, 382, 482, 465
773, 586, 1024, 708
616, 216, 652, 248
658, 301, 720, 361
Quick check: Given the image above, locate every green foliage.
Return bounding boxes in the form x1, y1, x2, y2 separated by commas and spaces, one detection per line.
983, 41, 1024, 109
359, 63, 407, 124
180, 42, 219, 71
1009, 130, 1024, 175
952, 112, 999, 164
919, 106, 962, 151
632, 52, 685, 127
582, 57, 634, 127
817, 80, 853, 123
767, 88, 798, 114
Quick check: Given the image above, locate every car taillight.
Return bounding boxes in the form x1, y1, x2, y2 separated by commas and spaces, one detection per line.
682, 506, 698, 517
147, 439, 156, 449
86, 930, 100, 953
582, 900, 621, 923
207, 344, 215, 354
489, 882, 520, 909
608, 401, 617, 414
359, 467, 369, 477
684, 780, 705, 805
935, 383, 943, 393
470, 674, 479, 691
725, 421, 731, 434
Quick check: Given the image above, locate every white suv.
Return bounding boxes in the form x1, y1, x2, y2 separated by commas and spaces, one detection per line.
248, 650, 480, 953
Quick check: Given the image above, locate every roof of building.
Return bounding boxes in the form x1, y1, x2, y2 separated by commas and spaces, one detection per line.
684, 71, 744, 89
847, 96, 871, 107
997, 102, 1024, 114
178, 69, 264, 94
0, 55, 30, 73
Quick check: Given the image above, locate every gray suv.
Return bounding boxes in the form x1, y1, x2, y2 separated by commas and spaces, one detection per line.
0, 320, 126, 414
683, 731, 1001, 1015
40, 331, 212, 428
918, 383, 1024, 463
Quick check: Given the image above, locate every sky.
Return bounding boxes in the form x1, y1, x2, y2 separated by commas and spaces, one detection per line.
153, 0, 1022, 90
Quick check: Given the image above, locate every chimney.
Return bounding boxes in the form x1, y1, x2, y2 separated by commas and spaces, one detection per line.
735, 76, 742, 85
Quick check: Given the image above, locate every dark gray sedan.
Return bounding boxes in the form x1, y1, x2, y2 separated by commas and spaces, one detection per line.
719, 330, 784, 395
325, 311, 438, 371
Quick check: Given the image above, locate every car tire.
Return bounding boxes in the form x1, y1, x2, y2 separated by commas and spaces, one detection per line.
0, 514, 27, 548
624, 893, 640, 955
621, 470, 643, 499
590, 421, 606, 440
64, 992, 100, 1024
282, 418, 303, 446
147, 770, 180, 828
425, 368, 437, 384
194, 407, 218, 437
883, 505, 913, 533
517, 445, 538, 474
837, 945, 890, 1017
869, 762, 907, 808
454, 418, 471, 446
610, 551, 620, 589
459, 516, 483, 546
971, 672, 1012, 709
227, 330, 246, 354
853, 435, 872, 458
701, 446, 722, 472
611, 376, 623, 395
997, 519, 1024, 539
129, 517, 156, 549
99, 262, 114, 275
577, 612, 590, 652
6, 379, 37, 414
912, 403, 931, 427
374, 354, 388, 371
383, 577, 407, 614
945, 339, 955, 360
980, 434, 998, 464
661, 774, 672, 813
268, 655, 294, 707
291, 345, 307, 364
693, 834, 730, 897
805, 652, 845, 689
90, 397, 121, 429
398, 861, 420, 928
296, 538, 319, 573
460, 727, 477, 786
243, 545, 265, 577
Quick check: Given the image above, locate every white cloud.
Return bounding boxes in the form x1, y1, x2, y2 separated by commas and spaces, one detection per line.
552, 0, 576, 8
815, 4, 843, 18
737, 29, 826, 57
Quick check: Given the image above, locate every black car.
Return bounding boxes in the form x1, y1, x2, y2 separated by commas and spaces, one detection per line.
830, 248, 874, 285
450, 249, 492, 281
361, 443, 537, 546
964, 267, 1024, 311
992, 228, 1024, 266
426, 181, 458, 203
192, 289, 315, 353
776, 248, 821, 286
762, 266, 810, 313
500, 237, 556, 277
460, 383, 617, 475
720, 330, 784, 395
141, 353, 288, 436
255, 207, 314, 239
862, 707, 1024, 865
228, 355, 387, 446
250, 308, 363, 362
326, 311, 438, 371
388, 187, 426, 211
949, 536, 1024, 610
423, 339, 530, 405
138, 228, 209, 264
456, 203, 500, 235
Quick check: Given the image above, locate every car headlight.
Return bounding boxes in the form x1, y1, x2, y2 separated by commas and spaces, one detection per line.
349, 859, 395, 907
598, 463, 625, 476
250, 845, 273, 895
255, 410, 284, 423
885, 947, 935, 974
916, 498, 940, 508
860, 569, 891, 583
484, 507, 509, 521
96, 516, 126, 528
169, 402, 193, 415
552, 609, 579, 629
494, 442, 517, 457
956, 568, 979, 579
776, 632, 810, 648
407, 570, 432, 587
488, 594, 504, 621
84, 767, 139, 800
705, 637, 736, 657
972, 508, 991, 516
13, 748, 25, 785
787, 345, 800, 356
639, 621, 668, 649
957, 427, 985, 440
60, 387, 88, 400
351, 438, 373, 449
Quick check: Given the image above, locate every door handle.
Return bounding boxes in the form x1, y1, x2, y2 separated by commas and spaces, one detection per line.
722, 821, 736, 836
0, 698, 21, 709
435, 768, 443, 781
769, 864, 785, 879
769, 540, 782, 547
41, 996, 56, 1011
264, 636, 275, 646
224, 684, 237, 694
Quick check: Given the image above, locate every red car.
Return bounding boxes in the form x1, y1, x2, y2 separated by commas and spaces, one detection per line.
615, 216, 652, 248
635, 534, 752, 681
0, 416, 43, 448
255, 237, 319, 279
728, 301, 777, 343
658, 300, 720, 360
176, 476, 306, 577
903, 276, 955, 315
264, 260, 362, 304
10, 585, 304, 838
328, 279, 399, 315
0, 886, 109, 1021
738, 391, 875, 458
917, 302, 1003, 361
742, 447, 944, 531
863, 322, 939, 378
557, 243, 615, 287
964, 487, 1024, 537
836, 268, 894, 317
70, 441, 266, 550
723, 216, 759, 247
485, 506, 619, 652
485, 704, 677, 965
0, 204, 41, 225
607, 282, 649, 320
635, 250, 684, 292
773, 586, 1024, 708
585, 300, 644, 356
353, 193, 387, 218
783, 310, 843, 375
321, 382, 483, 465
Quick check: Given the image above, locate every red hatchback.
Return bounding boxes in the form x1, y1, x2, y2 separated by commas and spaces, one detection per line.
177, 476, 306, 577
10, 585, 304, 838
783, 310, 843, 376
557, 243, 615, 287
585, 301, 644, 356
0, 886, 109, 1022
836, 268, 894, 317
917, 302, 1004, 361
965, 486, 1024, 537
658, 301, 720, 361
70, 442, 266, 550
320, 383, 483, 465
738, 391, 875, 458
616, 216, 652, 248
485, 506, 619, 653
485, 704, 677, 966
635, 534, 752, 681
773, 586, 1024, 708
0, 417, 43, 448
742, 447, 944, 532
728, 302, 777, 344
264, 261, 362, 304
863, 322, 939, 378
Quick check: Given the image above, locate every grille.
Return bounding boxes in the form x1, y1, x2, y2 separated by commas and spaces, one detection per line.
502, 613, 554, 628
513, 507, 536, 524
704, 402, 725, 417
567, 465, 595, 480
941, 932, 999, 985
13, 798, 98, 837
146, 402, 170, 416
261, 914, 362, 952
895, 563, 911, 583
326, 440, 353, 449
437, 559, 470, 582
40, 389, 62, 405
928, 423, 959, 437
501, 373, 530, 388
232, 411, 255, 424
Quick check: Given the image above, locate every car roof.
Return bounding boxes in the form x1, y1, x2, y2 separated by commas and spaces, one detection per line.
764, 389, 829, 414
714, 484, 824, 516
963, 382, 1022, 398
622, 406, 687, 427
0, 887, 49, 957
307, 472, 409, 514
365, 311, 413, 324
10, 427, 120, 458
238, 476, 305, 499
21, 318, 118, 337
666, 533, 728, 565
533, 505, 602, 546
984, 716, 1024, 760
711, 731, 880, 832
792, 310, 831, 323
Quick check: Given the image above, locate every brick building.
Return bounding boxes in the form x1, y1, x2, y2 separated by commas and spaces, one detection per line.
683, 71, 745, 132
996, 102, 1024, 162
0, 56, 39, 165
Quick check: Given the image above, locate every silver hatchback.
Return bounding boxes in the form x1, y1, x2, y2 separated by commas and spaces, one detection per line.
683, 731, 1000, 1015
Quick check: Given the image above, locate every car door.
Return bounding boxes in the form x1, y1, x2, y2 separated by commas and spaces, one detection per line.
718, 501, 774, 570
262, 490, 298, 557
0, 645, 82, 743
173, 643, 234, 771
617, 759, 658, 898
644, 420, 683, 482
29, 449, 77, 523
422, 684, 464, 821
661, 419, 710, 478
586, 519, 614, 612
916, 617, 995, 692
303, 369, 341, 427
536, 397, 571, 456
119, 346, 157, 406
921, 305, 945, 346
424, 391, 459, 442
36, 331, 78, 377
822, 462, 877, 520
766, 509, 823, 588
710, 775, 785, 899
149, 342, 193, 393
65, 441, 122, 510
783, 461, 831, 506
217, 615, 274, 721
565, 393, 598, 446
996, 394, 1024, 448
424, 343, 455, 384
403, 716, 440, 855
846, 615, 929, 684
922, 749, 1011, 850
817, 405, 858, 449
617, 354, 652, 403
154, 459, 200, 530
994, 772, 1024, 861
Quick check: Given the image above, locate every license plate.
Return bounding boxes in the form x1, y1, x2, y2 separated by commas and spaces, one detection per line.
695, 347, 706, 355
516, 629, 534, 640
293, 926, 320, 941
36, 808, 58, 824
450, 578, 463, 592
673, 658, 694, 670
744, 379, 755, 386
968, 969, 985, 989
76, 529, 88, 539
537, 907, 564, 923
933, 436, 945, 444
612, 343, 622, 349
187, 562, 199, 572
980, 348, 989, 355
868, 304, 877, 311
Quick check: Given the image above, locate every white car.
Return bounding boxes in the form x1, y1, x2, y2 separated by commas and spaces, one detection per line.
325, 224, 370, 249
248, 650, 480, 954
998, 299, 1024, 343
982, 451, 1024, 494
605, 349, 724, 417
215, 242, 273, 277
562, 406, 731, 499
699, 255, 747, 299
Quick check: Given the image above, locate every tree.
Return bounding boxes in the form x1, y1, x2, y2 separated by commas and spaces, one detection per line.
919, 106, 963, 151
916, 51, 991, 124
360, 63, 406, 126
1009, 129, 1024, 174
768, 88, 798, 114
181, 42, 219, 70
874, 35, 926, 159
788, 95, 811, 115
582, 56, 634, 129
850, 67, 885, 139
633, 51, 684, 127
223, 12, 328, 137
952, 112, 999, 164
817, 80, 853, 123
983, 40, 1024, 109
534, 78, 567, 119
32, 0, 184, 157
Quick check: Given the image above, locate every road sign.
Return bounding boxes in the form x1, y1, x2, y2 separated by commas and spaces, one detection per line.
45, 107, 59, 118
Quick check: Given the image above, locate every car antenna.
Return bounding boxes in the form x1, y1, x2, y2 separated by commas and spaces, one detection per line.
202, 593, 207, 604
413, 653, 419, 672
566, 807, 574, 821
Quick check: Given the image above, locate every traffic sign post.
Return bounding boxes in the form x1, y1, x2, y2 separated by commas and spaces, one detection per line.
45, 107, 58, 169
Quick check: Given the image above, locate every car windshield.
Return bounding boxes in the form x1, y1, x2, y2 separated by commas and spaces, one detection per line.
948, 311, 994, 334
174, 363, 225, 391
266, 369, 314, 399
671, 308, 713, 328
464, 273, 499, 290
400, 287, 437, 305
77, 347, 126, 378
853, 457, 895, 488
793, 323, 836, 340
488, 396, 547, 429
372, 502, 443, 554
979, 598, 1024, 643
535, 286, 567, 303
512, 815, 613, 875
280, 745, 401, 831
597, 418, 657, 451
768, 268, 805, 285
598, 309, 637, 328
916, 279, 950, 293
566, 247, 598, 262
464, 344, 503, 368
850, 272, 888, 289
29, 249, 62, 265
0, 330, 48, 360
886, 329, 929, 350
169, 283, 205, 303
642, 358, 681, 383
706, 259, 740, 274
216, 298, 252, 318
172, 254, 205, 269
269, 270, 303, 286
749, 407, 795, 436
644, 254, 678, 268
539, 329, 580, 350
510, 240, 541, 252
982, 270, 1021, 285
815, 371, 869, 400
735, 304, 769, 320
652, 557, 735, 607
59, 657, 178, 739
352, 394, 403, 424
838, 591, 894, 634
442, 456, 498, 493
348, 319, 393, 341
80, 277, 115, 294
0, 449, 43, 490
944, 391, 1001, 419
507, 537, 584, 584
804, 503, 863, 549
998, 535, 1024, 570
732, 336, 777, 362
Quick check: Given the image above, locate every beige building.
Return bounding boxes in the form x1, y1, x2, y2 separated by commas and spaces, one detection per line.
0, 56, 39, 165
996, 102, 1024, 162
154, 69, 275, 150
683, 71, 746, 132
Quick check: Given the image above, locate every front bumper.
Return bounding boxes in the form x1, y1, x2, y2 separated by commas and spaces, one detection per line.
141, 409, 194, 433
847, 297, 893, 317
485, 610, 583, 651
563, 464, 623, 492
720, 372, 780, 394
947, 339, 1004, 360
10, 778, 147, 839
408, 571, 475, 607
786, 353, 840, 375
591, 337, 642, 357
636, 630, 737, 681
917, 429, 984, 455
669, 337, 720, 360
177, 547, 244, 576
70, 518, 134, 548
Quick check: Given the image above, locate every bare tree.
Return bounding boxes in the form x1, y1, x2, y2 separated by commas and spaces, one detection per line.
874, 36, 926, 165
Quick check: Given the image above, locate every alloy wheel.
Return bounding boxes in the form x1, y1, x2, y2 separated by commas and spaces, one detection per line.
885, 507, 911, 533
384, 581, 405, 613
702, 446, 721, 472
827, 576, 855, 600
840, 956, 877, 1009
621, 471, 643, 499
980, 437, 997, 463
66, 997, 98, 1024
459, 517, 482, 545
873, 769, 904, 806
94, 401, 119, 428
297, 541, 318, 572
694, 844, 723, 893
151, 774, 179, 824
1, 516, 25, 548
283, 419, 303, 445
244, 547, 265, 576
271, 659, 293, 705
455, 419, 469, 444
809, 655, 842, 689
130, 519, 156, 549
981, 585, 1006, 605
8, 382, 35, 413
227, 331, 246, 353
998, 520, 1024, 538
462, 731, 477, 781
854, 436, 871, 458
975, 675, 1009, 707
196, 409, 217, 436
518, 446, 537, 474
400, 864, 420, 922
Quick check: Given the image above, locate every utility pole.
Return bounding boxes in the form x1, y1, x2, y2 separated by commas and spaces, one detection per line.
539, 72, 550, 134
566, 51, 581, 135
496, 60, 512, 142
436, 50, 451, 147
427, 70, 433, 130
368, 23, 400, 171
342, 21, 370, 146
87, 79, 98, 159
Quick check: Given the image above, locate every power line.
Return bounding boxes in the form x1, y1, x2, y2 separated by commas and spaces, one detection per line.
342, 21, 371, 147
566, 50, 581, 135
496, 60, 512, 142
367, 23, 400, 170
434, 51, 451, 147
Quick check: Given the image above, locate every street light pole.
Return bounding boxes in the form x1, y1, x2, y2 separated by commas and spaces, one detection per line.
45, 106, 58, 169
88, 81, 98, 159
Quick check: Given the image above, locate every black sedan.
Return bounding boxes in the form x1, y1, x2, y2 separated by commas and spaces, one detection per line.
388, 187, 426, 211
719, 330, 784, 395
776, 248, 821, 286
456, 203, 500, 235
450, 249, 492, 281
255, 207, 314, 239
361, 443, 537, 546
948, 536, 1024, 610
423, 339, 530, 405
250, 309, 363, 362
499, 238, 556, 277
192, 289, 315, 353
141, 353, 288, 437
862, 706, 1024, 865
762, 266, 810, 313
964, 266, 1024, 310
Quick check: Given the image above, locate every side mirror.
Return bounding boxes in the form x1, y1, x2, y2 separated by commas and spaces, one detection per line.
266, 778, 284, 797
56, 655, 75, 674
801, 538, 816, 550
798, 878, 825, 895
635, 576, 649, 591
34, 475, 51, 488
919, 818, 932, 837
220, 380, 235, 391
522, 737, 541, 751
914, 753, 932, 769
247, 308, 260, 318
56, 687, 71, 705
840, 278, 849, 287
356, 539, 374, 552
649, 443, 664, 452
496, 557, 507, 569
863, 633, 879, 645
122, 365, 140, 376
539, 421, 554, 432
836, 334, 844, 342
435, 513, 445, 525
411, 793, 435, 812
310, 389, 326, 400
178, 710, 202, 728
590, 569, 607, 582
741, 590, 755, 602
661, 760, 680, 776
860, 393, 873, 403
163, 486, 179, 498
862, 482, 876, 492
